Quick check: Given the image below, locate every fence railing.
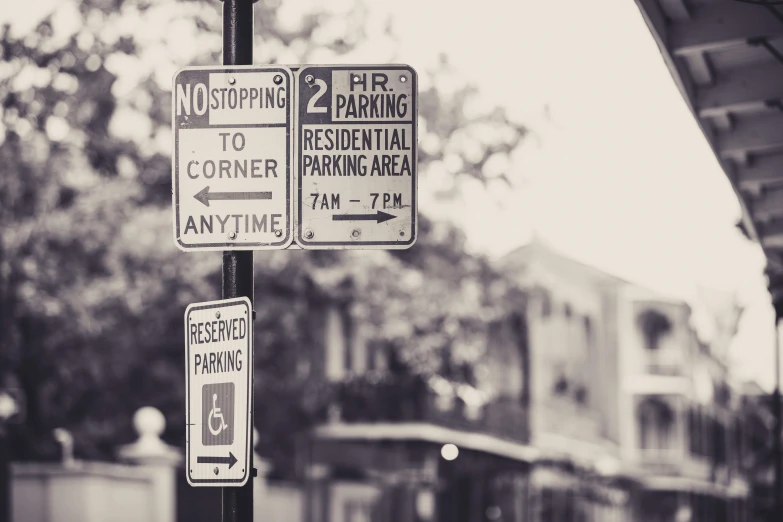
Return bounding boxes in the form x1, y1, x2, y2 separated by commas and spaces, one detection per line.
644, 362, 682, 376
637, 447, 684, 473
329, 374, 530, 444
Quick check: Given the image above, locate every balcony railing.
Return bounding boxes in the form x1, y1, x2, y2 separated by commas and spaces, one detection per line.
644, 362, 682, 376
637, 448, 683, 473
326, 373, 530, 445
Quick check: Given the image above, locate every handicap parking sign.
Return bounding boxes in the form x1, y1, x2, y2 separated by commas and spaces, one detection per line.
185, 297, 252, 486
202, 382, 235, 446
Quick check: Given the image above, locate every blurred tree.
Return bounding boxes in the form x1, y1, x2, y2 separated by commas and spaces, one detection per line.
0, 0, 529, 474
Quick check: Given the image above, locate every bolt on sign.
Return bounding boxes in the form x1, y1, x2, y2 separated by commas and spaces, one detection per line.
185, 297, 253, 487
295, 65, 418, 249
172, 66, 293, 251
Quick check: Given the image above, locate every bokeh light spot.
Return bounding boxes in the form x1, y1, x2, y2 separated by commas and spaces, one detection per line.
441, 443, 458, 461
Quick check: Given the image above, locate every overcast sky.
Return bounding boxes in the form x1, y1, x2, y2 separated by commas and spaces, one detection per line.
4, 0, 777, 388
365, 0, 775, 389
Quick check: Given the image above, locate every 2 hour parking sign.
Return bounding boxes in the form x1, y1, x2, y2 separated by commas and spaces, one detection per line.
295, 65, 418, 249
172, 66, 293, 251
185, 297, 253, 486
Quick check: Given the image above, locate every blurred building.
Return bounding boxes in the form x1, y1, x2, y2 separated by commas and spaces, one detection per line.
737, 381, 776, 522
508, 237, 759, 522
615, 284, 749, 522
8, 237, 767, 522
500, 236, 633, 522
300, 236, 762, 522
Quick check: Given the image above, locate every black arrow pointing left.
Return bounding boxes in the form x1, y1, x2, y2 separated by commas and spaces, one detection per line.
194, 186, 272, 207
197, 452, 238, 468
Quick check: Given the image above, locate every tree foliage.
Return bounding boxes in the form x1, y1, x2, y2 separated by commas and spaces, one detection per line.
0, 0, 529, 473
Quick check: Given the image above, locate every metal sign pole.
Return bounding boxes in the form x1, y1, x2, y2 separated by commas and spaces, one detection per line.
0, 427, 8, 522
774, 307, 782, 522
221, 0, 255, 520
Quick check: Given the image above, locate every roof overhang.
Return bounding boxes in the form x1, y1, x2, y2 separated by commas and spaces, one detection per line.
313, 422, 642, 482
313, 422, 541, 463
641, 474, 750, 496
634, 0, 783, 273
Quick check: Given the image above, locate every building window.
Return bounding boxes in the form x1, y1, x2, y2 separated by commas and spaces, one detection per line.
366, 341, 388, 372
539, 488, 574, 522
342, 308, 354, 373
705, 416, 726, 465
325, 306, 347, 381
540, 290, 552, 318
638, 398, 675, 450
325, 306, 357, 380
734, 418, 743, 467
583, 316, 592, 349
539, 488, 555, 522
637, 309, 672, 351
574, 385, 588, 405
689, 407, 702, 456
553, 370, 569, 396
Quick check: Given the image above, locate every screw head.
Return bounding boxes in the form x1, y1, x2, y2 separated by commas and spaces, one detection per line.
303, 229, 314, 240
228, 77, 236, 85
305, 75, 314, 84
274, 75, 283, 85
216, 311, 221, 319
351, 229, 361, 239
353, 75, 361, 83
399, 231, 405, 237
274, 229, 283, 238
228, 231, 237, 240
399, 75, 407, 83
214, 467, 219, 476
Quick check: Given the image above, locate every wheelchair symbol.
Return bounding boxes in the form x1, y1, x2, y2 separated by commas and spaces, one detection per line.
208, 393, 229, 436
202, 382, 234, 446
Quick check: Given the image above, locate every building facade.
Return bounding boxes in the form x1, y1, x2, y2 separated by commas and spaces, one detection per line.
615, 284, 749, 522
299, 237, 758, 522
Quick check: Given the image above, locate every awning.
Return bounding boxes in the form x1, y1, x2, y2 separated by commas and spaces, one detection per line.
634, 0, 783, 273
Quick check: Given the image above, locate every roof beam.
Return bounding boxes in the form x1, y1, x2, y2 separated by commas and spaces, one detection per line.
761, 220, 783, 249
660, 0, 691, 22
635, 0, 697, 102
635, 1, 764, 249
698, 63, 783, 117
665, 0, 691, 22
752, 186, 783, 220
717, 112, 783, 157
687, 53, 714, 86
671, 3, 783, 56
737, 154, 783, 192
711, 113, 733, 132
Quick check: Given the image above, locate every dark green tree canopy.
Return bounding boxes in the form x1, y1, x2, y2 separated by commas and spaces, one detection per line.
0, 0, 529, 474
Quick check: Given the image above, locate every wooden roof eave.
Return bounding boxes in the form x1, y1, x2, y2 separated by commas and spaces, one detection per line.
634, 0, 783, 272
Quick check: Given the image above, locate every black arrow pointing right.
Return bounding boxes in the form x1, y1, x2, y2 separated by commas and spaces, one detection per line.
197, 452, 238, 468
332, 211, 396, 223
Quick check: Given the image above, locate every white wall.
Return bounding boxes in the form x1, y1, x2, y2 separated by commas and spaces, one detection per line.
13, 462, 155, 522
329, 482, 381, 522
259, 483, 304, 522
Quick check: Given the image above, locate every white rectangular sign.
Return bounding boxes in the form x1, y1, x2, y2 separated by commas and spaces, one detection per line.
172, 66, 293, 251
294, 65, 418, 249
185, 297, 253, 487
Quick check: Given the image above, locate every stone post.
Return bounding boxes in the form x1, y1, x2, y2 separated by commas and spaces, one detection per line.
414, 452, 439, 522
118, 407, 182, 522
303, 463, 330, 522
252, 427, 274, 521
